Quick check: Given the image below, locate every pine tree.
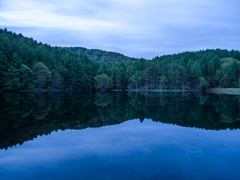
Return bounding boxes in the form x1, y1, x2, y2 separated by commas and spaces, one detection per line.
11, 52, 22, 68
0, 51, 8, 88
20, 64, 33, 89
50, 70, 62, 89
228, 60, 239, 88
4, 66, 21, 90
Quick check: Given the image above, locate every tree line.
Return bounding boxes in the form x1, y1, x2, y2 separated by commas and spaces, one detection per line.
1, 28, 240, 91
65, 47, 140, 65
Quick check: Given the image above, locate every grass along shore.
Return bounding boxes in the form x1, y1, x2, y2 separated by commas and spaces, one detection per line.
207, 88, 240, 95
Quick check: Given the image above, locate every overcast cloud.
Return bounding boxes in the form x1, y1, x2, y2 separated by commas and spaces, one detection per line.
0, 0, 239, 59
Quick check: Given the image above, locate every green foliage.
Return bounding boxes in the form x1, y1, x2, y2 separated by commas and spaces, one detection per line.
20, 64, 33, 89
228, 60, 239, 87
0, 28, 240, 91
50, 70, 62, 89
94, 74, 113, 91
33, 62, 51, 89
199, 77, 209, 89
159, 75, 168, 89
65, 47, 141, 65
4, 66, 21, 90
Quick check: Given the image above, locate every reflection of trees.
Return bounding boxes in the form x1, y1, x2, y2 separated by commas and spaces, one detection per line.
51, 94, 63, 112
217, 95, 240, 124
1, 92, 240, 149
32, 95, 52, 120
94, 92, 113, 108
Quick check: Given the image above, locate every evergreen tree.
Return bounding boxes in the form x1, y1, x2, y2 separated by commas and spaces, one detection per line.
228, 60, 239, 87
20, 64, 33, 89
4, 66, 21, 90
50, 70, 62, 89
0, 51, 8, 87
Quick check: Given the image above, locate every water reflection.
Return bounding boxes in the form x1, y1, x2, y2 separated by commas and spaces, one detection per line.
1, 120, 240, 180
0, 92, 240, 149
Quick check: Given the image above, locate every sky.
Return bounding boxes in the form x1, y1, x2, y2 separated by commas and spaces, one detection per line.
0, 0, 239, 59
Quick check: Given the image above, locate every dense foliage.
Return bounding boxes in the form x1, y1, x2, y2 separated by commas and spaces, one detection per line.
1, 92, 240, 149
0, 28, 99, 91
1, 28, 240, 91
65, 47, 140, 65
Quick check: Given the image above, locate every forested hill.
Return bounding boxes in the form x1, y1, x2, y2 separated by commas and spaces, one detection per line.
64, 47, 141, 64
0, 28, 240, 92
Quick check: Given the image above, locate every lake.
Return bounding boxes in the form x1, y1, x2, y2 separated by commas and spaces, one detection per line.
0, 92, 240, 180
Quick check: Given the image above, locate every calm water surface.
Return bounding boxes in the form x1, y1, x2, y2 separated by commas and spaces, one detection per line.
0, 92, 240, 180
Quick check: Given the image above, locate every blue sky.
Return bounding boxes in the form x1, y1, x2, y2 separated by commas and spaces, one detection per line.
0, 0, 239, 59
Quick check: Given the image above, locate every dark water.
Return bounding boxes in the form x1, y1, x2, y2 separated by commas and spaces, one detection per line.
0, 92, 240, 180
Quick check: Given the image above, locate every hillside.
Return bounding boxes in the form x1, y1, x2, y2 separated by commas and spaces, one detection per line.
65, 47, 141, 65
0, 28, 240, 92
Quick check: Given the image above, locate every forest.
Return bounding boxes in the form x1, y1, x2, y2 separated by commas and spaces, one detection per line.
65, 46, 140, 65
0, 28, 240, 91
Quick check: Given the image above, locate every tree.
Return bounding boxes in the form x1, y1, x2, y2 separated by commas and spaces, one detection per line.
167, 64, 182, 89
228, 60, 239, 88
207, 56, 220, 87
33, 62, 51, 89
215, 69, 223, 86
199, 77, 209, 89
139, 58, 146, 71
112, 65, 121, 89
94, 74, 113, 91
20, 64, 33, 89
0, 51, 8, 87
191, 62, 202, 89
233, 51, 240, 60
159, 75, 168, 89
129, 74, 138, 89
4, 66, 21, 90
50, 70, 62, 89
11, 52, 22, 68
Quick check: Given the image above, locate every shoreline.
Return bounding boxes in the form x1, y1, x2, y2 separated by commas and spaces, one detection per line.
125, 89, 187, 92
1, 88, 240, 95
112, 89, 201, 92
207, 88, 240, 95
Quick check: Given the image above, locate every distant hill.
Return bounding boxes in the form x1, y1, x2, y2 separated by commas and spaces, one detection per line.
64, 47, 141, 65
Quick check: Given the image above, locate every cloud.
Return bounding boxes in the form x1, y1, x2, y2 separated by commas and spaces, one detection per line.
0, 0, 239, 58
0, 0, 123, 31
